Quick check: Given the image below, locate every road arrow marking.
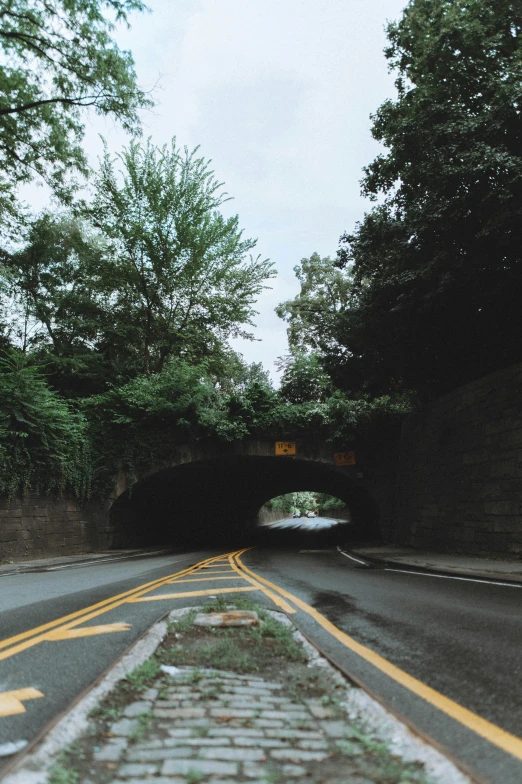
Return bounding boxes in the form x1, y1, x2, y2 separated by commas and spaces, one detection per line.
0, 688, 44, 717
46, 622, 131, 640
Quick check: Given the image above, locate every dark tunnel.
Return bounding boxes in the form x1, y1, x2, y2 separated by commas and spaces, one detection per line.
108, 456, 381, 549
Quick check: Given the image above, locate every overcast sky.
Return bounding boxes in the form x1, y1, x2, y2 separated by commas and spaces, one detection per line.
28, 0, 408, 381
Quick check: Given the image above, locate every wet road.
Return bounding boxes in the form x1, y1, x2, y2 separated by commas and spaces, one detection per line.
1, 543, 521, 783
242, 546, 522, 783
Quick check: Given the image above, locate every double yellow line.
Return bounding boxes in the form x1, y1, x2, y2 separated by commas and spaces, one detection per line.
2, 547, 522, 765
0, 552, 238, 662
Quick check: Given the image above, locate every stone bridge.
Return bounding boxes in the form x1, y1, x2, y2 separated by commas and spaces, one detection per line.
108, 437, 388, 547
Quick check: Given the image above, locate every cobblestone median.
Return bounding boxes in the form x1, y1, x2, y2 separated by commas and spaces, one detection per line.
44, 603, 466, 784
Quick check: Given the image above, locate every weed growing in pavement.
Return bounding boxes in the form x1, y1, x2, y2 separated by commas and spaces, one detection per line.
185, 770, 206, 783
48, 763, 79, 784
128, 710, 153, 743
123, 657, 161, 691
195, 632, 259, 672
250, 613, 306, 662
167, 609, 197, 634
189, 667, 204, 683
200, 681, 224, 699
192, 724, 210, 737
88, 704, 123, 722
48, 743, 84, 784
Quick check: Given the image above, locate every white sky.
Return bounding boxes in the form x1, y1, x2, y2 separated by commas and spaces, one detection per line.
26, 0, 408, 382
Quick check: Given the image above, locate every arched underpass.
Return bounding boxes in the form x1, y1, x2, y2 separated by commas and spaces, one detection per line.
109, 455, 381, 548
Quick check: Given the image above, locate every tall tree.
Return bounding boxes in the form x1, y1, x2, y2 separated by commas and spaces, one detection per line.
0, 0, 151, 224
90, 139, 275, 376
4, 213, 114, 395
335, 0, 522, 398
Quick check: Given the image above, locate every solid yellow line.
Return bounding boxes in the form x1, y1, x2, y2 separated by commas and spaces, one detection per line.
234, 553, 522, 763
228, 555, 296, 614
0, 552, 242, 662
130, 586, 259, 602
168, 576, 244, 583
169, 571, 237, 579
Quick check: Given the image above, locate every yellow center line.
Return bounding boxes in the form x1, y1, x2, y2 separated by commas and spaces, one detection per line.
168, 576, 245, 583
130, 586, 259, 602
233, 552, 522, 763
168, 571, 237, 579
228, 554, 296, 614
0, 551, 242, 662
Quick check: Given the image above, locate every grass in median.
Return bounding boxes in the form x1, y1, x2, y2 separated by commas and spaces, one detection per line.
72, 596, 435, 784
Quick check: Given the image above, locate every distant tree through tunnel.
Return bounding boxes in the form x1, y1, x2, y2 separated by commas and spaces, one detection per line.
109, 456, 381, 548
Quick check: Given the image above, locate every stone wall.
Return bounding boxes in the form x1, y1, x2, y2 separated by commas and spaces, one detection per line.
394, 362, 522, 557
0, 493, 110, 563
256, 505, 291, 526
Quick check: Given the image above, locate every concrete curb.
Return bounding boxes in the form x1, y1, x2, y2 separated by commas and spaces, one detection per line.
0, 549, 173, 577
339, 546, 522, 586
2, 616, 171, 784
3, 604, 473, 784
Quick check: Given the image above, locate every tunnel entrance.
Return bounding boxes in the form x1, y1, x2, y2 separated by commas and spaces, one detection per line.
256, 490, 354, 549
109, 455, 380, 549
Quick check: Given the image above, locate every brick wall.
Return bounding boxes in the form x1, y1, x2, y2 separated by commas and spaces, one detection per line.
394, 362, 522, 557
0, 493, 110, 562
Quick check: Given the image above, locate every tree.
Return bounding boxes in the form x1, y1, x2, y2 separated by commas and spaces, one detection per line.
0, 0, 151, 222
90, 139, 275, 375
277, 351, 332, 404
276, 253, 352, 355
335, 0, 522, 398
4, 213, 117, 396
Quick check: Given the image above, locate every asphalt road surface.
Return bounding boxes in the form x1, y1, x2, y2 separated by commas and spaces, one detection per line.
1, 544, 521, 784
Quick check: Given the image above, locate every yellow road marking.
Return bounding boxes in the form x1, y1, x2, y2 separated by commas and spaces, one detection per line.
0, 688, 44, 717
0, 552, 240, 662
130, 586, 258, 602
168, 572, 237, 580
46, 623, 131, 640
228, 555, 296, 614
234, 553, 522, 763
168, 577, 244, 583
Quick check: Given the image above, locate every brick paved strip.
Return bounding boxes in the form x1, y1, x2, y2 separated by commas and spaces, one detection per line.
161, 759, 238, 776
260, 710, 309, 720
127, 747, 194, 762
117, 762, 157, 776
265, 729, 323, 739
153, 707, 205, 718
233, 737, 289, 747
208, 728, 264, 737
270, 748, 328, 761
199, 746, 266, 761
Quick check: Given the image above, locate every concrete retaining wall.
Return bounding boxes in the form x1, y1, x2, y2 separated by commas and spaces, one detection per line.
0, 493, 110, 563
395, 362, 522, 556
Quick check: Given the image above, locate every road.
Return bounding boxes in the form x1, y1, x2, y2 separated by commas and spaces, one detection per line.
266, 515, 348, 531
1, 544, 521, 783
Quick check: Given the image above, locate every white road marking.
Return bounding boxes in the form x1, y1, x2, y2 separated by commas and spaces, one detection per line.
385, 567, 522, 588
337, 548, 522, 588
337, 549, 369, 566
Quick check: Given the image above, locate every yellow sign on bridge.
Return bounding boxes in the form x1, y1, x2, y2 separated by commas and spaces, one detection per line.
275, 441, 296, 456
334, 451, 356, 466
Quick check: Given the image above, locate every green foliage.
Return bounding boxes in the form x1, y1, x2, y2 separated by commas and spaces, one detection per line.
275, 252, 352, 355
89, 138, 275, 376
123, 657, 161, 690
266, 491, 345, 515
5, 213, 114, 396
278, 351, 332, 404
0, 351, 91, 497
334, 0, 522, 398
0, 0, 151, 222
